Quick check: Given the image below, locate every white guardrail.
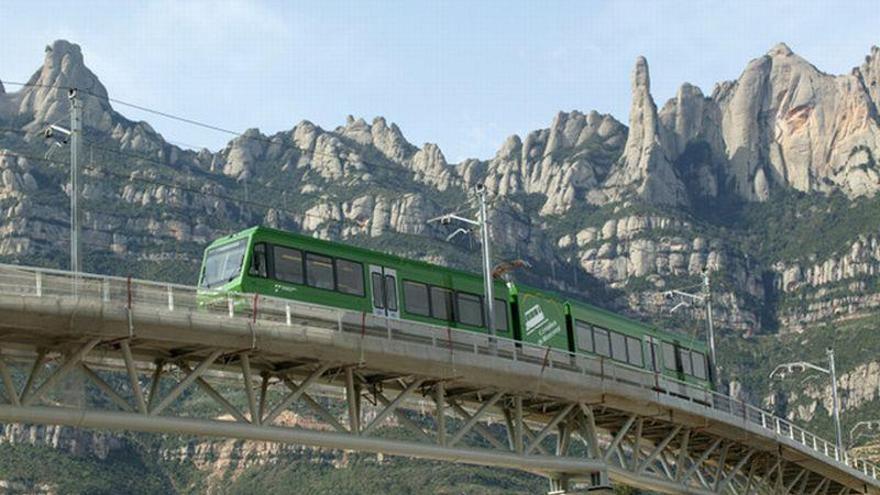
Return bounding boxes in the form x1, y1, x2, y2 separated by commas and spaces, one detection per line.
0, 263, 876, 481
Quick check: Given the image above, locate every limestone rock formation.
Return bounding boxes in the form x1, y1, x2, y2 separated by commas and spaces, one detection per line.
856, 46, 880, 114
658, 83, 725, 198
482, 110, 626, 214
14, 40, 114, 133
410, 143, 455, 191
714, 43, 880, 200
596, 57, 687, 206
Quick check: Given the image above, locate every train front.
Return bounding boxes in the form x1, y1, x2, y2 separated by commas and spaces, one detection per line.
196, 231, 252, 306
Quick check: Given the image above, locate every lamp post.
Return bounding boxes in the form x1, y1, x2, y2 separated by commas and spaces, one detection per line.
850, 420, 880, 447
769, 347, 843, 456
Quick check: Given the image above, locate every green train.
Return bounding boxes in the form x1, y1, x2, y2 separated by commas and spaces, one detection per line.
198, 226, 713, 389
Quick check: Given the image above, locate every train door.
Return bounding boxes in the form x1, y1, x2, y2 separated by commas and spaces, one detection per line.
369, 265, 399, 319
647, 336, 663, 373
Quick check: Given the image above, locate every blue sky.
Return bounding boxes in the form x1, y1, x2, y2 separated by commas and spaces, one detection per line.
1, 1, 877, 162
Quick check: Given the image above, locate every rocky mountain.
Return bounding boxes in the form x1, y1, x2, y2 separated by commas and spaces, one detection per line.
2, 39, 880, 487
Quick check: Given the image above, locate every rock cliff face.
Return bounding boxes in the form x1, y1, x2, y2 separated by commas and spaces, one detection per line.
2, 39, 880, 465
712, 43, 880, 200
596, 57, 687, 206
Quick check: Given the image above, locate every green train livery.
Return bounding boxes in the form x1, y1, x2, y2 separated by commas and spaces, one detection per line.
198, 226, 713, 389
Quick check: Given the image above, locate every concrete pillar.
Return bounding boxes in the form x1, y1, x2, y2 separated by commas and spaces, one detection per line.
547, 489, 613, 495
546, 471, 612, 495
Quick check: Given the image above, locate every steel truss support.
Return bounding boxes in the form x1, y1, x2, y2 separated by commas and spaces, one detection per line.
0, 341, 863, 495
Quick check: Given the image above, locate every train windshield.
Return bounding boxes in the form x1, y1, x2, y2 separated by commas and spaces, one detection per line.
200, 239, 247, 288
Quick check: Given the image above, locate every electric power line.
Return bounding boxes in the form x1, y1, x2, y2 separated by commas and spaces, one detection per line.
0, 81, 485, 192
0, 149, 460, 233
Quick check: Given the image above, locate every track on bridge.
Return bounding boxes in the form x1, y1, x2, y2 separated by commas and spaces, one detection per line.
0, 264, 877, 494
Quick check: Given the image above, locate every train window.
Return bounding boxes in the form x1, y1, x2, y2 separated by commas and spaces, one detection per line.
662, 342, 677, 371
593, 328, 611, 357
678, 348, 693, 376
691, 351, 707, 380
385, 275, 398, 311
575, 320, 594, 352
430, 287, 453, 321
273, 246, 304, 284
403, 281, 430, 316
456, 292, 484, 327
335, 259, 364, 296
610, 331, 627, 362
626, 336, 644, 367
371, 273, 384, 309
249, 243, 267, 278
201, 239, 247, 288
494, 299, 509, 332
305, 253, 334, 290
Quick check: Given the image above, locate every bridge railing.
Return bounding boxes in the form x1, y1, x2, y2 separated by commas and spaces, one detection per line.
0, 263, 876, 481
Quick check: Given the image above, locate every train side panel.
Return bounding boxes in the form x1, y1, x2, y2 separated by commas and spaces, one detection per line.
510, 285, 568, 351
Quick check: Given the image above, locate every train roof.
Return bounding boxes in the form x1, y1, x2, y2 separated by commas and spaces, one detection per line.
567, 298, 708, 351
206, 225, 506, 288
206, 226, 708, 349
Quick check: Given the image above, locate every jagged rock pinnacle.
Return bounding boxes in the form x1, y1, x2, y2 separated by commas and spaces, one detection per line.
17, 40, 113, 132
595, 56, 687, 206
768, 42, 794, 57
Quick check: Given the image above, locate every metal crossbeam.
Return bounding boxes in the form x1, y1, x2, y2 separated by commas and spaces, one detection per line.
80, 363, 133, 412
362, 379, 424, 436
525, 403, 575, 455
603, 414, 637, 462
717, 449, 754, 492
448, 401, 507, 450
150, 350, 222, 415
374, 389, 432, 442
680, 438, 722, 484
0, 354, 20, 406
448, 393, 507, 447
637, 425, 682, 474
263, 364, 332, 425
23, 339, 100, 406
240, 353, 258, 424
120, 341, 147, 414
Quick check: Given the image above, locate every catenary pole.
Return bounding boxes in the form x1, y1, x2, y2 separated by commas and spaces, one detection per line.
69, 89, 82, 291
703, 270, 718, 388
427, 184, 496, 353
828, 347, 844, 456
477, 184, 496, 349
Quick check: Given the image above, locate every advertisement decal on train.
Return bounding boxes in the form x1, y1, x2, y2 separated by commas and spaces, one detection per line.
517, 290, 567, 349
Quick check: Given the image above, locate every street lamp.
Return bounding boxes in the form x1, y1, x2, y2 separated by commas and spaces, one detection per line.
769, 347, 843, 456
850, 420, 880, 448
664, 269, 718, 388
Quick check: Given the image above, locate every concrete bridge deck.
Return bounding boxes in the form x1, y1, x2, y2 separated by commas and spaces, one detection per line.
0, 263, 876, 494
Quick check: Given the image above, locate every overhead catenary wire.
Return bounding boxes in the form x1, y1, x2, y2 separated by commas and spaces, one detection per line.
0, 149, 469, 234
0, 81, 493, 194
1, 80, 531, 265
0, 80, 525, 233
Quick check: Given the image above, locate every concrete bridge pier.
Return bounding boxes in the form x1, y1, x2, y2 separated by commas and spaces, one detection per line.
547, 472, 613, 495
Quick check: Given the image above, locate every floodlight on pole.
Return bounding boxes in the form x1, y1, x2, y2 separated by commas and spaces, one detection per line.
850, 420, 880, 448
769, 348, 843, 457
